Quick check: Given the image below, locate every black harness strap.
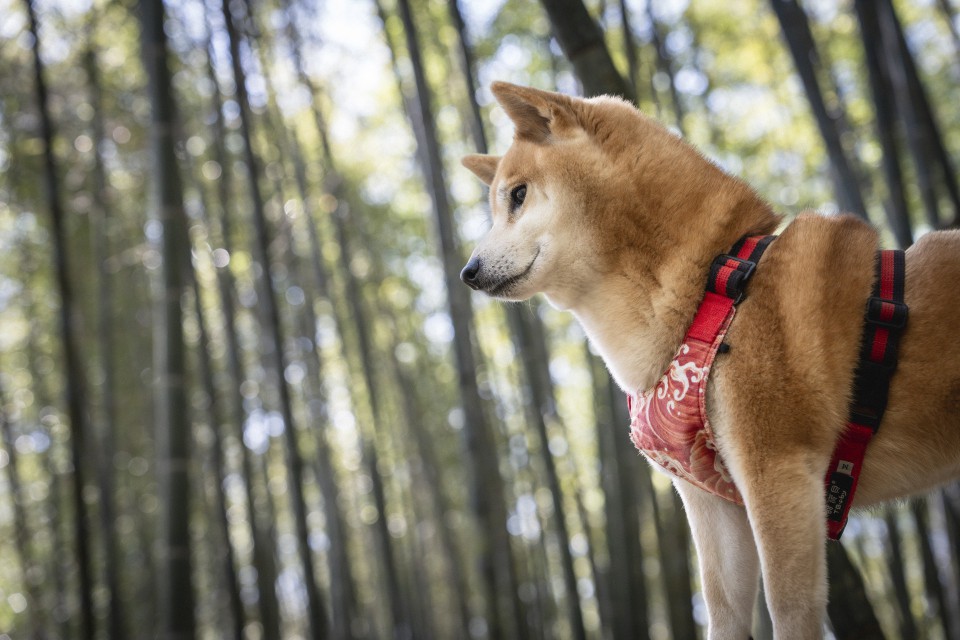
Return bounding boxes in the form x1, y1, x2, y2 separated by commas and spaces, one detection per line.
826, 249, 908, 540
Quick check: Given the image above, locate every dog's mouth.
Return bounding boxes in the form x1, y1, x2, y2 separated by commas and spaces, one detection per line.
486, 249, 540, 297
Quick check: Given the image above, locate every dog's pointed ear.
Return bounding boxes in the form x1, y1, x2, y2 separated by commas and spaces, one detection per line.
491, 81, 577, 142
462, 154, 500, 185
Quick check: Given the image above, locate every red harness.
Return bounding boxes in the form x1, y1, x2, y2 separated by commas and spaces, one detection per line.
628, 236, 907, 540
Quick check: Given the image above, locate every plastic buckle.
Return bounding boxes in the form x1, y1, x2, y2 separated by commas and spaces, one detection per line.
865, 296, 908, 329
711, 255, 757, 304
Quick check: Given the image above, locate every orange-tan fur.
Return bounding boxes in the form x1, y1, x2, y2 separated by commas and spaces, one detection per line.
461, 82, 960, 639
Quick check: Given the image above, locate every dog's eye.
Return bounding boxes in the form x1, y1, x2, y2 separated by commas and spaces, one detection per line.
511, 185, 527, 208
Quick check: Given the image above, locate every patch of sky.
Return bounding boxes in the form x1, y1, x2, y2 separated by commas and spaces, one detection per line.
243, 408, 284, 454
508, 493, 541, 540
644, 0, 690, 25
460, 0, 506, 35
674, 67, 708, 96
405, 254, 446, 311
665, 25, 692, 57
423, 311, 454, 345
805, 0, 840, 23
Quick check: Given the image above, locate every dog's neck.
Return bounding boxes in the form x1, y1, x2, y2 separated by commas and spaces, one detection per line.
562, 182, 780, 394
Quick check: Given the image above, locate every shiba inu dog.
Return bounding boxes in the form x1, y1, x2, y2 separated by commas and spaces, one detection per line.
459, 82, 960, 639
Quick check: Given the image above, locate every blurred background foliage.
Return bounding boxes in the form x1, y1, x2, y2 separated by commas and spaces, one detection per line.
0, 0, 959, 638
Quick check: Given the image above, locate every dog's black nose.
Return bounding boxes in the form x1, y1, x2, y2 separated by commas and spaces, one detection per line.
460, 257, 481, 289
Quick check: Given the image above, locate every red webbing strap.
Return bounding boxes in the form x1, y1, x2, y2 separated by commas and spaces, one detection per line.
629, 235, 775, 428
826, 249, 907, 540
687, 235, 776, 344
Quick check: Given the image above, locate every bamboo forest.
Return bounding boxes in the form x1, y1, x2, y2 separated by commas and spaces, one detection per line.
1, 0, 959, 637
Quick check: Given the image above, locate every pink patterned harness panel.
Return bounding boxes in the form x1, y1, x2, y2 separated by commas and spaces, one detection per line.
628, 315, 744, 505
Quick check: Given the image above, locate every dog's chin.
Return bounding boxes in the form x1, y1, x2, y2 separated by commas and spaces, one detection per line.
484, 272, 537, 301
487, 283, 536, 302
483, 251, 540, 300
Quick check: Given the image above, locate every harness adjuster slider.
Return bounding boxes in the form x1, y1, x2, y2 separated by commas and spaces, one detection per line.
865, 296, 908, 329
708, 255, 757, 304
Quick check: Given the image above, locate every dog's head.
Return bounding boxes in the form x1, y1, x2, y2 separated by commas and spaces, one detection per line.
460, 82, 706, 309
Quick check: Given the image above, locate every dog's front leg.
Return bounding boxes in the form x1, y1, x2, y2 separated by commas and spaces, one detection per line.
738, 458, 827, 639
675, 478, 759, 640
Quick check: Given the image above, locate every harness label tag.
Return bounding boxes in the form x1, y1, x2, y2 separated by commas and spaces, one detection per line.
837, 460, 854, 475
826, 472, 854, 522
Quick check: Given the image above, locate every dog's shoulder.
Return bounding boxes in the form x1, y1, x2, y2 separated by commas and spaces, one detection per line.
739, 211, 878, 359
750, 211, 877, 330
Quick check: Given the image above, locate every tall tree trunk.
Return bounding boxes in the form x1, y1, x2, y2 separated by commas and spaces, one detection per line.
23, 1, 96, 636
942, 488, 960, 638
219, 1, 329, 636
287, 152, 361, 640
647, 0, 686, 134
294, 293, 362, 640
936, 0, 960, 64
508, 309, 587, 640
199, 19, 284, 637
349, 207, 476, 638
826, 543, 886, 639
590, 351, 649, 639
404, 496, 437, 640
912, 499, 950, 638
17, 245, 71, 638
262, 67, 408, 638
875, 0, 943, 231
448, 0, 487, 153
83, 33, 127, 639
273, 111, 362, 640
327, 192, 412, 638
770, 0, 869, 220
853, 0, 914, 248
878, 0, 960, 229
884, 509, 919, 640
384, 0, 526, 635
294, 291, 365, 639
531, 527, 553, 640
263, 9, 409, 634
537, 0, 634, 100
255, 51, 369, 636
618, 0, 639, 97
0, 373, 43, 639
2, 130, 51, 640
392, 350, 473, 638
185, 218, 246, 639
649, 479, 697, 640
140, 0, 196, 636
